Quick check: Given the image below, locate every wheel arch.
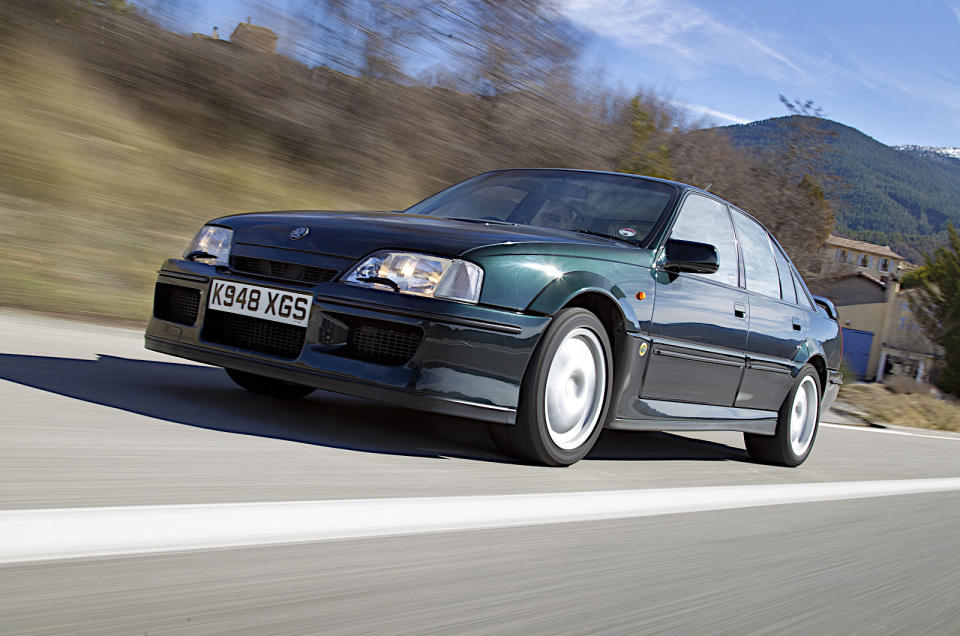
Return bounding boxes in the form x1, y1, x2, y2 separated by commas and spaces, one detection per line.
805, 354, 827, 396
559, 291, 628, 348
526, 271, 639, 328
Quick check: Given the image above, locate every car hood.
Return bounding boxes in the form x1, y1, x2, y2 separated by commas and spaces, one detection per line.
213, 210, 628, 259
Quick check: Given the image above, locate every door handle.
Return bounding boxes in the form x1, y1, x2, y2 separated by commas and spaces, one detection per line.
734, 303, 746, 319
792, 316, 803, 331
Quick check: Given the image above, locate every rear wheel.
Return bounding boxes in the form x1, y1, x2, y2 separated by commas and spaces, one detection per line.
744, 364, 821, 466
490, 308, 612, 466
225, 368, 316, 399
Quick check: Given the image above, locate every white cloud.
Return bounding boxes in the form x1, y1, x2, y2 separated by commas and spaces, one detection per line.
561, 0, 803, 80
672, 100, 752, 125
952, 4, 960, 24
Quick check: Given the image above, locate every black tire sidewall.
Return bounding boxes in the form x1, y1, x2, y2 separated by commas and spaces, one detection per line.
776, 365, 822, 466
516, 308, 614, 466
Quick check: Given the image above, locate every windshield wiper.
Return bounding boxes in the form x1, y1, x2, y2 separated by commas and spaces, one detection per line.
447, 217, 516, 226
570, 229, 637, 245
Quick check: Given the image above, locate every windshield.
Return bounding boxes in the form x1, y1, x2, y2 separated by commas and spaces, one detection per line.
404, 170, 679, 244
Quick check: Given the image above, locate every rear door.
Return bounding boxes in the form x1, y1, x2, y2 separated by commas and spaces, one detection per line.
642, 193, 748, 406
730, 210, 805, 411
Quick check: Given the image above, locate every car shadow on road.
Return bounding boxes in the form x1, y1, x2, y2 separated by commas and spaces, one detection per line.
0, 353, 748, 464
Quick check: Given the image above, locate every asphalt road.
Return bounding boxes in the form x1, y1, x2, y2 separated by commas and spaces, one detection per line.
2, 310, 959, 635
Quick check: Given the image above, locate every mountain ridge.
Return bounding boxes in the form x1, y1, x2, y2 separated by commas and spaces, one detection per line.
716, 116, 960, 261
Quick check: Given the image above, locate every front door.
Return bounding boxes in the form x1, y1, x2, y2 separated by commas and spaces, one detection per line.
642, 194, 747, 406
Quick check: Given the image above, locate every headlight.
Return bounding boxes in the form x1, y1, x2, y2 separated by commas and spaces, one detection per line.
183, 225, 233, 266
344, 251, 483, 303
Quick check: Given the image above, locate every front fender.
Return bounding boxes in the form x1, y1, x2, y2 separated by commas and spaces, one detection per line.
473, 253, 656, 331
526, 271, 641, 328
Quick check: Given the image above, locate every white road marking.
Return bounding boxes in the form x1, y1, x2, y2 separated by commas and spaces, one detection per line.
822, 423, 960, 441
3, 478, 960, 565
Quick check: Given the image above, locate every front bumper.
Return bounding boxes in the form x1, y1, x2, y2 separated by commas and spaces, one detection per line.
145, 259, 551, 424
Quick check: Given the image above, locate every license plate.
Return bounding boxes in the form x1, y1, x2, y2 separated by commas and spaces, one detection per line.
208, 280, 312, 327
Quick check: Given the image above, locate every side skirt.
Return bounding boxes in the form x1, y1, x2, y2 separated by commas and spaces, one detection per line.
609, 398, 777, 435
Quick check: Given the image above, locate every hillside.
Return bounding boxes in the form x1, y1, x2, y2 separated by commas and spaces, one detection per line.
718, 116, 960, 260
894, 145, 960, 170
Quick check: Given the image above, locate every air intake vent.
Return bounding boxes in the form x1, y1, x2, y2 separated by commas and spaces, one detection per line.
331, 315, 423, 366
231, 256, 338, 285
154, 283, 201, 325
202, 310, 306, 359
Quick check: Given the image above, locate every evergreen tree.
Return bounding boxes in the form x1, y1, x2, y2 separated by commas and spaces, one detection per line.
617, 97, 674, 180
904, 225, 960, 395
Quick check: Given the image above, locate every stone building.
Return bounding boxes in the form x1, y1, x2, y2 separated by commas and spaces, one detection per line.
819, 234, 903, 279
191, 19, 278, 55
230, 20, 278, 54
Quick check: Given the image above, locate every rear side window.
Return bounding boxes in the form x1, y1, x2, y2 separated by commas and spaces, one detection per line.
731, 211, 780, 298
792, 269, 816, 310
773, 246, 797, 304
668, 194, 739, 286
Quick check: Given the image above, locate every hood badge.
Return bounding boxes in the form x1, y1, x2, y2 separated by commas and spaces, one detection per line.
289, 226, 310, 240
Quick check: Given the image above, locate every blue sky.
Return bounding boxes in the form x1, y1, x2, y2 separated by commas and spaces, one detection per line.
149, 0, 960, 147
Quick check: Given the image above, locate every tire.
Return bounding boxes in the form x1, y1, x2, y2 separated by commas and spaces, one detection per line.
489, 308, 613, 466
225, 368, 316, 399
744, 364, 821, 467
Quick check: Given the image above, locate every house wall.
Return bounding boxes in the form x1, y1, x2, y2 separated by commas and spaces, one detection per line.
883, 292, 939, 356
835, 302, 887, 378
825, 246, 899, 278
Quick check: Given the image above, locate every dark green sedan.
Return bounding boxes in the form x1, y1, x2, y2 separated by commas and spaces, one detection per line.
146, 169, 842, 466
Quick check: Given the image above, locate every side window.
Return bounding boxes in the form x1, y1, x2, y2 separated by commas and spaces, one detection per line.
730, 211, 780, 298
668, 194, 739, 286
792, 269, 815, 310
773, 246, 797, 304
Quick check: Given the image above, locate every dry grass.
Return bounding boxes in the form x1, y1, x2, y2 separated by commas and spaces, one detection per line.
838, 382, 960, 432
0, 45, 404, 324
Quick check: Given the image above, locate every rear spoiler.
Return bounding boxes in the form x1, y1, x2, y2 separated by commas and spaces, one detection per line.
811, 294, 839, 321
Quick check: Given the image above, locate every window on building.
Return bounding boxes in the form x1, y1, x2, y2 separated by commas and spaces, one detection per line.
837, 249, 848, 263
859, 253, 871, 268
880, 258, 889, 272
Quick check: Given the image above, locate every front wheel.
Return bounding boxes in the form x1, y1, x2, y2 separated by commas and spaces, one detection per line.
490, 308, 613, 466
225, 368, 316, 399
744, 364, 821, 467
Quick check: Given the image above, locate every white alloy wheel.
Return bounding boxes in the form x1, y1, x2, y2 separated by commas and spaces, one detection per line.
543, 327, 607, 450
789, 375, 818, 456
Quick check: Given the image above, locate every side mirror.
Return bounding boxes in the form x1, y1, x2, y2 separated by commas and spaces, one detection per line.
663, 239, 719, 274
812, 294, 839, 320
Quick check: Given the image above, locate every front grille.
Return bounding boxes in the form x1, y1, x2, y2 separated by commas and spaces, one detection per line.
154, 283, 200, 325
202, 310, 306, 359
336, 315, 423, 366
231, 256, 338, 285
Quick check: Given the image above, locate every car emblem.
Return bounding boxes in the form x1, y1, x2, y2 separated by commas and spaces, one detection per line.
289, 226, 310, 240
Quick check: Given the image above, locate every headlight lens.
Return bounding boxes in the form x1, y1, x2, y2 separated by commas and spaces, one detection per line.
183, 225, 233, 266
344, 251, 483, 303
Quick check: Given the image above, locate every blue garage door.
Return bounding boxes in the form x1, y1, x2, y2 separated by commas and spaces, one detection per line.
842, 328, 873, 379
